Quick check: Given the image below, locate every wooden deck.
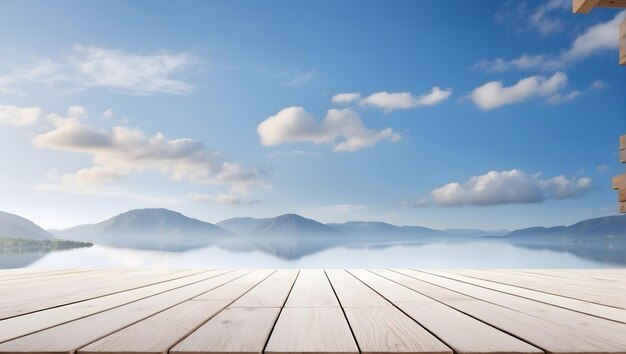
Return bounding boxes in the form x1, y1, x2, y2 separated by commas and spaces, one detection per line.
0, 269, 625, 354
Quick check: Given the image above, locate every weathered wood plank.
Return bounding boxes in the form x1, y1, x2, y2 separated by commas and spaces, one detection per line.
172, 307, 281, 354
391, 269, 626, 351
350, 270, 543, 354
573, 0, 600, 12
0, 270, 251, 353
432, 269, 626, 323
284, 270, 339, 308
230, 269, 298, 308
373, 269, 626, 354
326, 269, 390, 308
0, 269, 214, 320
620, 20, 625, 65
327, 270, 452, 354
0, 269, 219, 343
467, 269, 626, 308
265, 308, 359, 354
78, 270, 274, 354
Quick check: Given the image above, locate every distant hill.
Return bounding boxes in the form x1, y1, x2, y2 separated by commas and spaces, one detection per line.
57, 208, 232, 250
0, 211, 53, 240
327, 221, 444, 237
507, 215, 626, 241
217, 217, 268, 235
253, 214, 342, 237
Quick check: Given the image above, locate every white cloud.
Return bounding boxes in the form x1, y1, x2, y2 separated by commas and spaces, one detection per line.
415, 169, 593, 207
33, 106, 261, 193
359, 87, 452, 111
0, 105, 41, 126
546, 90, 582, 105
331, 93, 361, 104
495, 0, 569, 37
469, 72, 570, 109
190, 193, 261, 205
313, 204, 368, 213
590, 80, 608, 90
0, 44, 199, 95
477, 11, 626, 72
257, 107, 400, 152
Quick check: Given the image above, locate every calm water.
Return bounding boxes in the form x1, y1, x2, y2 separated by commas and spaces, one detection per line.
2, 238, 624, 269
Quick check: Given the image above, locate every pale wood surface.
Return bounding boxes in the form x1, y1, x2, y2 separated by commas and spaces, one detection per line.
265, 308, 359, 354
0, 269, 625, 354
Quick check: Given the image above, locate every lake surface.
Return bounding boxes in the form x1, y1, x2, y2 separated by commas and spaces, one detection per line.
1, 237, 624, 269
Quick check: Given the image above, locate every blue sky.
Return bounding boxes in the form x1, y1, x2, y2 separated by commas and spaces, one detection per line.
0, 0, 624, 230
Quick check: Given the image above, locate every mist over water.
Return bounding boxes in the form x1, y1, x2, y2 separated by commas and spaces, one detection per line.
2, 237, 622, 269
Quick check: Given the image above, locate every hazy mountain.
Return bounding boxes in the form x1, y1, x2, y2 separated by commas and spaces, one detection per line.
327, 221, 444, 237
217, 217, 268, 235
57, 208, 232, 250
253, 214, 342, 237
508, 215, 626, 240
0, 211, 53, 240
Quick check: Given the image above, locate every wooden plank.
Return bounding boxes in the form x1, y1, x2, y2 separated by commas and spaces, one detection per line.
513, 269, 626, 284
0, 269, 103, 282
230, 269, 298, 308
598, 0, 626, 9
573, 0, 600, 13
284, 270, 339, 308
79, 301, 229, 354
613, 173, 626, 189
0, 270, 252, 353
171, 307, 281, 354
470, 269, 626, 308
265, 308, 359, 354
350, 270, 543, 354
326, 269, 391, 307
620, 134, 626, 151
431, 270, 626, 323
327, 270, 452, 354
345, 308, 452, 354
78, 270, 274, 354
373, 269, 626, 354
0, 269, 212, 320
192, 269, 274, 301
621, 149, 626, 163
0, 270, 229, 343
394, 270, 626, 349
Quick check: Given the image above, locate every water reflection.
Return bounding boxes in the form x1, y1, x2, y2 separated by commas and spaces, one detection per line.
1, 237, 622, 269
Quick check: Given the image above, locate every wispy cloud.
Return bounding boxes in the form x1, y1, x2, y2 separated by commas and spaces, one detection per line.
469, 72, 580, 109
414, 169, 593, 207
477, 11, 626, 72
32, 106, 262, 193
495, 0, 569, 37
332, 87, 452, 112
0, 105, 41, 126
190, 193, 261, 205
257, 107, 400, 152
0, 44, 200, 95
279, 70, 315, 86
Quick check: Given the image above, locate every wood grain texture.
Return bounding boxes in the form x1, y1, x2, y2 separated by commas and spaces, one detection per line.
265, 308, 359, 354
344, 307, 451, 354
79, 300, 228, 354
284, 270, 339, 308
355, 270, 543, 354
0, 269, 221, 343
429, 270, 626, 323
0, 270, 250, 353
573, 0, 600, 12
326, 270, 391, 308
230, 269, 298, 308
172, 307, 281, 354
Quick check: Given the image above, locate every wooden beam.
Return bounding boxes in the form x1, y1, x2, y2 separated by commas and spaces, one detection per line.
612, 173, 626, 190
619, 19, 626, 65
598, 0, 626, 9
573, 0, 601, 13
620, 189, 626, 202
620, 202, 626, 213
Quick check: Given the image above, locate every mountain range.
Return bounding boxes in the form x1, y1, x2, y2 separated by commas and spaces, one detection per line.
2, 208, 626, 251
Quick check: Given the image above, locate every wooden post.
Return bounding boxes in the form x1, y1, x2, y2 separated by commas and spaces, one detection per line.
619, 19, 626, 65
615, 136, 626, 212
